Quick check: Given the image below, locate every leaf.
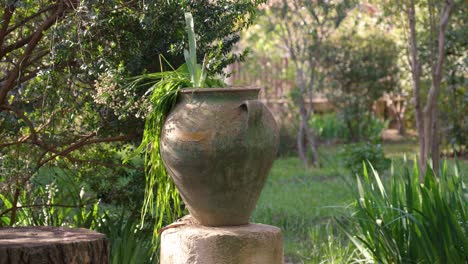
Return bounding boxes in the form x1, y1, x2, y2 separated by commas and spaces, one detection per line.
185, 12, 197, 68
338, 223, 374, 261
367, 161, 387, 199
0, 194, 12, 208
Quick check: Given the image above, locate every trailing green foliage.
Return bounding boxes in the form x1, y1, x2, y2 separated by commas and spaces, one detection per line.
341, 160, 467, 263
127, 12, 225, 239
127, 70, 183, 235
342, 143, 391, 175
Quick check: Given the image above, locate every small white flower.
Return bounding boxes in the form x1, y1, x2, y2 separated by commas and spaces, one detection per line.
359, 198, 366, 206
376, 219, 383, 226
79, 187, 85, 200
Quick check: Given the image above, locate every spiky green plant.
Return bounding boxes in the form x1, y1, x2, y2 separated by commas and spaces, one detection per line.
98, 213, 157, 264
339, 159, 467, 263
126, 12, 224, 240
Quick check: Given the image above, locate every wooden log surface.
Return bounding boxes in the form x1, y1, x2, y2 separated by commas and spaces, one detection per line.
0, 226, 109, 264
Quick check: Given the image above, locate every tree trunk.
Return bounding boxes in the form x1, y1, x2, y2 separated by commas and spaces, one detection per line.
407, 0, 426, 176
423, 108, 434, 171
295, 67, 319, 167
393, 104, 406, 136
305, 59, 320, 166
426, 0, 454, 174
0, 226, 109, 264
297, 105, 308, 166
431, 106, 440, 173
303, 121, 319, 167
393, 98, 407, 136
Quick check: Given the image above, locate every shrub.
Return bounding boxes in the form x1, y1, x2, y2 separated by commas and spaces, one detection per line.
309, 113, 348, 142
0, 168, 104, 228
340, 161, 467, 263
310, 113, 387, 143
98, 213, 157, 264
342, 142, 390, 175
277, 124, 298, 157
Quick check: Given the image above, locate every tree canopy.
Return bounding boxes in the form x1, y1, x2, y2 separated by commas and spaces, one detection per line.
0, 0, 265, 223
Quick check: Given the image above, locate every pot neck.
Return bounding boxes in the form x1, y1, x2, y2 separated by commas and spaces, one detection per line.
179, 87, 260, 103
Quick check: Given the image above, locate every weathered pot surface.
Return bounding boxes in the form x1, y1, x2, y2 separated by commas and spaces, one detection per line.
160, 87, 279, 226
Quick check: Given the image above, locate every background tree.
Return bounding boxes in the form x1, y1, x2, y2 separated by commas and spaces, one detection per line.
264, 0, 355, 167
323, 32, 399, 142
400, 0, 456, 173
427, 1, 466, 157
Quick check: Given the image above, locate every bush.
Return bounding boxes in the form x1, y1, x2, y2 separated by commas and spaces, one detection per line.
340, 161, 467, 263
310, 113, 387, 143
342, 142, 390, 175
309, 113, 348, 142
0, 166, 156, 263
0, 168, 104, 228
98, 213, 157, 264
277, 124, 298, 157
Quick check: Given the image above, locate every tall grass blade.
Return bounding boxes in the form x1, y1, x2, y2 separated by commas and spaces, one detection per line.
185, 12, 197, 70
367, 161, 386, 199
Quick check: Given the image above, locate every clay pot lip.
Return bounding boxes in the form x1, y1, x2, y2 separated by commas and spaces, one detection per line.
180, 87, 260, 94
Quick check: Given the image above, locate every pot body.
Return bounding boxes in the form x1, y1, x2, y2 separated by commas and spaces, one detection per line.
160, 87, 279, 226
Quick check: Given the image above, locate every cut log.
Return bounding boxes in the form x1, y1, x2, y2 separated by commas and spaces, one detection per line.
0, 226, 109, 264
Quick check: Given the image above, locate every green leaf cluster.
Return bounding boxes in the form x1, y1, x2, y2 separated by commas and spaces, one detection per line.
342, 143, 391, 176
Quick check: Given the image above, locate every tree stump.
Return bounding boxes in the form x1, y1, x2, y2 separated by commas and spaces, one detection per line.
0, 226, 109, 264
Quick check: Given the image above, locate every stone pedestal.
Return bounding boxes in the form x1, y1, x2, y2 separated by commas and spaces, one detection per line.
0, 226, 109, 264
160, 223, 283, 264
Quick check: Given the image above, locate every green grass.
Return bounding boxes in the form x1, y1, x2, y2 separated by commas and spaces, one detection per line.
252, 147, 354, 262
382, 140, 419, 158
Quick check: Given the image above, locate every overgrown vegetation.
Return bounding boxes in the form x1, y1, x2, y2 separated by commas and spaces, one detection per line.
253, 142, 467, 263
1, 0, 466, 262
342, 160, 467, 263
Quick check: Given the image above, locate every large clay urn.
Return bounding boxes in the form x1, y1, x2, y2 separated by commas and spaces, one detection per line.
160, 87, 279, 226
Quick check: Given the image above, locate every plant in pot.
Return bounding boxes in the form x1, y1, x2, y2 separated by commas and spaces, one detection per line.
130, 13, 279, 235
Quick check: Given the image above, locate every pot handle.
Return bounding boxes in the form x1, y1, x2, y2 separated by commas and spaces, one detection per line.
240, 100, 264, 128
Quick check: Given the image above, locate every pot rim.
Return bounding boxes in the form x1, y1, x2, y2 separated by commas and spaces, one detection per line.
180, 86, 260, 94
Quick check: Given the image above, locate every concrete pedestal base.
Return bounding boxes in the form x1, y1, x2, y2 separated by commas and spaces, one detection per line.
160, 223, 283, 264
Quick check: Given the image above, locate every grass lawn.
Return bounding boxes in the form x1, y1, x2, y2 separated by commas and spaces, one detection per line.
252, 140, 467, 263
252, 145, 354, 263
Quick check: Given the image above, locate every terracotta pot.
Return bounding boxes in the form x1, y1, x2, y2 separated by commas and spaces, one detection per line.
160, 87, 279, 226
